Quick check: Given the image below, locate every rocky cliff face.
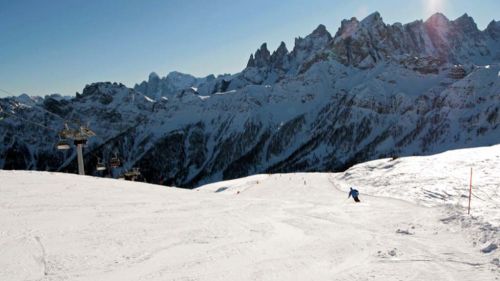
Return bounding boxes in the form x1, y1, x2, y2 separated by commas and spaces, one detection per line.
1, 12, 499, 188
329, 12, 498, 67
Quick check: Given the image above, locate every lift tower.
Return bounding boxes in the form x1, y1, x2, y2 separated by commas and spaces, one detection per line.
57, 123, 96, 175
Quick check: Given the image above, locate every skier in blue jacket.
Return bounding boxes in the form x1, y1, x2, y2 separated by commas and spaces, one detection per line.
348, 187, 360, 202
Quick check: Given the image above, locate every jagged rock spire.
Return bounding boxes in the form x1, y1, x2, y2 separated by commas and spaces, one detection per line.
247, 54, 256, 68
311, 24, 331, 39
247, 43, 272, 68
270, 41, 289, 69
254, 43, 271, 67
275, 41, 288, 55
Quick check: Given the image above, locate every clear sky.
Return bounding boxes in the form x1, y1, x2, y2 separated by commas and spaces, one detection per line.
0, 0, 498, 97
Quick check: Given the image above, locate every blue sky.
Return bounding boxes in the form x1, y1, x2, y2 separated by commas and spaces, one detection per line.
0, 0, 498, 97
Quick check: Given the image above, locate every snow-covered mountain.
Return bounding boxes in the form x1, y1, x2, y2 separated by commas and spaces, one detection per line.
133, 71, 222, 100
1, 145, 499, 280
1, 12, 499, 187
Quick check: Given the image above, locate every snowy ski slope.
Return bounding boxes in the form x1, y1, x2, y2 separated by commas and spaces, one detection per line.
1, 145, 499, 280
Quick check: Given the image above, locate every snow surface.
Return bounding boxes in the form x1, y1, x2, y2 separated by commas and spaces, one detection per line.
332, 144, 500, 226
1, 145, 499, 280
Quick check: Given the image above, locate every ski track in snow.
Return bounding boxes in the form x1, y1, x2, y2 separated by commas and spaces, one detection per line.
1, 145, 500, 280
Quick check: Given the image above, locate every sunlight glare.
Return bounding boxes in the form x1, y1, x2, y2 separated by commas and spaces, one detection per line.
423, 0, 446, 15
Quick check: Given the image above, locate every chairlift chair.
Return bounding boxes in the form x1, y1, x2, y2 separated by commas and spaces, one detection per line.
59, 123, 72, 139
123, 167, 141, 181
96, 158, 106, 171
56, 139, 71, 150
110, 154, 121, 168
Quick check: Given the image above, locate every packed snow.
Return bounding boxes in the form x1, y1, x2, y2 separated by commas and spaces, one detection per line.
1, 145, 499, 280
332, 144, 500, 226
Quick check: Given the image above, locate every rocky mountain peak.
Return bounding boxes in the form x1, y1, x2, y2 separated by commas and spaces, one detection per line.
272, 42, 288, 57
141, 72, 161, 97
358, 12, 389, 40
135, 70, 211, 100
425, 12, 450, 28
247, 54, 256, 67
165, 71, 196, 84
486, 20, 500, 39
360, 11, 384, 26
14, 93, 41, 106
243, 11, 499, 75
252, 43, 271, 68
246, 24, 333, 72
311, 24, 330, 38
77, 82, 129, 101
487, 19, 500, 29
289, 25, 332, 68
334, 17, 360, 41
270, 41, 289, 69
455, 13, 472, 23
453, 13, 479, 34
276, 41, 288, 53
148, 72, 160, 81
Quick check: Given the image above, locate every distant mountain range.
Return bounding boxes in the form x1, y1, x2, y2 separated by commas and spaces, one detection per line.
1, 12, 499, 187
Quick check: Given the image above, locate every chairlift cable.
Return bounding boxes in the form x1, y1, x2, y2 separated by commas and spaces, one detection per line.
0, 105, 59, 133
0, 88, 14, 96
0, 87, 67, 121
2, 89, 145, 173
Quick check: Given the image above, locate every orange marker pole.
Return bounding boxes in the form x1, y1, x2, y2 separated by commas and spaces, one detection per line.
468, 167, 472, 215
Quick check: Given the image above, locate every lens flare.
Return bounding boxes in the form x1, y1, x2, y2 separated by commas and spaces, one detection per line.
423, 0, 446, 15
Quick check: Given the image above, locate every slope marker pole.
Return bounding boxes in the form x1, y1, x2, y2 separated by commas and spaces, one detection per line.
468, 167, 472, 215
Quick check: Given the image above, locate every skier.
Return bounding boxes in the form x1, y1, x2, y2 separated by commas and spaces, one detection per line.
348, 187, 360, 203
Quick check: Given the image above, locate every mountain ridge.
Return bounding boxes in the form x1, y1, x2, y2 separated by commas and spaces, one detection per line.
1, 12, 499, 187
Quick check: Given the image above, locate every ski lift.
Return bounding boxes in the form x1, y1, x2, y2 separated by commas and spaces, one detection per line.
123, 167, 141, 181
59, 123, 72, 139
56, 138, 71, 150
80, 125, 96, 137
127, 167, 140, 176
96, 158, 106, 171
110, 154, 121, 168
